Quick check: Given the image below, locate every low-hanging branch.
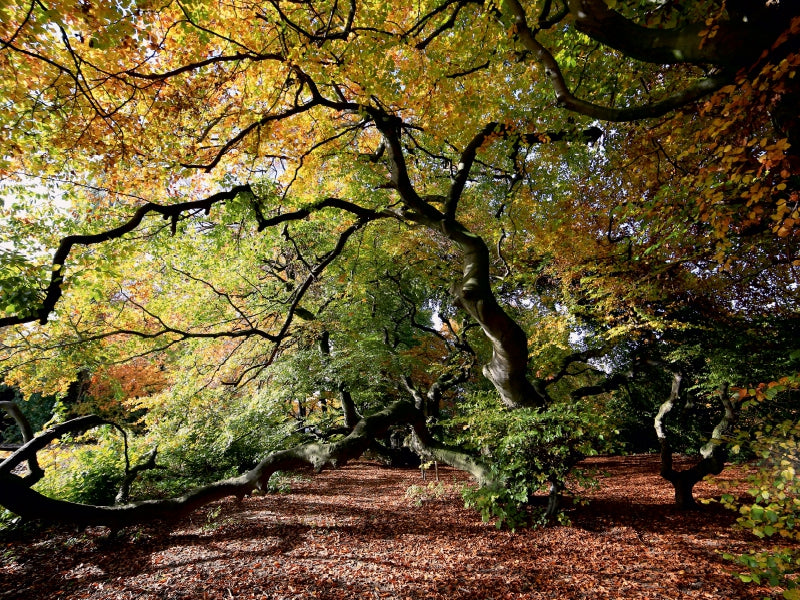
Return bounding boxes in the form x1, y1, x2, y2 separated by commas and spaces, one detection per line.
0, 185, 255, 329
0, 400, 491, 528
0, 414, 113, 480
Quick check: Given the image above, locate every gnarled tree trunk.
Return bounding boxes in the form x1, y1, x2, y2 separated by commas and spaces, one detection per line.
443, 221, 546, 409
655, 374, 738, 509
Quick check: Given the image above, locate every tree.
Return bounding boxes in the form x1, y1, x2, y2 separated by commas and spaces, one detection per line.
1, 0, 798, 526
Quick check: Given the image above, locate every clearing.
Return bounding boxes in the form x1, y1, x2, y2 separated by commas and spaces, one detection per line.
0, 455, 788, 599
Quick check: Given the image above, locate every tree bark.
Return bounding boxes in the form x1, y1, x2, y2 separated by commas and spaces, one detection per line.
0, 400, 492, 527
545, 479, 562, 522
0, 399, 43, 483
565, 0, 797, 69
443, 221, 545, 409
115, 447, 165, 504
655, 375, 737, 509
371, 111, 543, 410
338, 385, 360, 430
0, 414, 112, 482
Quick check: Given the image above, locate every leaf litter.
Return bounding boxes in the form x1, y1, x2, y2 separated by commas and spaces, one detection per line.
0, 455, 793, 599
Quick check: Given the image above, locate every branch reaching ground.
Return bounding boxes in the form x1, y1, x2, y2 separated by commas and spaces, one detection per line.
0, 400, 491, 528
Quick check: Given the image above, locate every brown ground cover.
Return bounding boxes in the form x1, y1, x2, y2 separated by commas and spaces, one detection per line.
0, 455, 790, 599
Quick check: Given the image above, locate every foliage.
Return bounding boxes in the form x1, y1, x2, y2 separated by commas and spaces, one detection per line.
22, 379, 303, 506
720, 408, 800, 597
460, 481, 533, 531
0, 384, 55, 445
405, 480, 451, 507
0, 0, 797, 555
124, 384, 300, 498
32, 426, 126, 506
602, 317, 800, 458
264, 470, 310, 495
79, 360, 167, 426
448, 392, 609, 528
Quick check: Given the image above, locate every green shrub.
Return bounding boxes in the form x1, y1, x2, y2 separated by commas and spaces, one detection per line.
461, 482, 532, 530
720, 418, 800, 598
33, 425, 125, 506
447, 392, 607, 528
405, 481, 449, 507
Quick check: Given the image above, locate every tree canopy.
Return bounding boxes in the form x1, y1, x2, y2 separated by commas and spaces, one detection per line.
1, 0, 799, 544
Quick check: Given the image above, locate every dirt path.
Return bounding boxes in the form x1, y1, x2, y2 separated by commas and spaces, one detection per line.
0, 455, 785, 599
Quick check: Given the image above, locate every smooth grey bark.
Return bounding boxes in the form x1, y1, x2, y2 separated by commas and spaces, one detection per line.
407, 419, 493, 486
655, 374, 737, 508
545, 478, 562, 522
0, 400, 492, 527
0, 400, 34, 443
338, 385, 360, 430
442, 221, 546, 409
370, 111, 545, 410
0, 400, 43, 483
402, 356, 474, 419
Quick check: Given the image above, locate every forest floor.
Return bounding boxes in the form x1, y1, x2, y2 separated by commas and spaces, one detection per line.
0, 454, 794, 600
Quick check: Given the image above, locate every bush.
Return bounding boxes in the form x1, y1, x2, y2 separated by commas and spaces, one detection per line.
33, 425, 126, 506
405, 481, 450, 507
447, 392, 608, 528
720, 418, 800, 598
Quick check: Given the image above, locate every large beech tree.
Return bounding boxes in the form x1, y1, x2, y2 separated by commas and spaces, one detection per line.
1, 0, 799, 525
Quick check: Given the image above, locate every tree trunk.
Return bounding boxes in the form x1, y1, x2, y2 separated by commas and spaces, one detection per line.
443, 221, 545, 409
375, 111, 542, 409
655, 375, 737, 509
338, 385, 360, 430
671, 475, 700, 509
545, 479, 562, 522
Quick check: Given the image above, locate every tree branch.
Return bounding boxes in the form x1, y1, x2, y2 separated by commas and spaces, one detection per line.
0, 400, 490, 527
0, 415, 113, 480
446, 122, 499, 221
0, 185, 254, 329
124, 52, 284, 80
259, 0, 356, 43
566, 0, 798, 69
0, 399, 43, 482
501, 0, 733, 122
